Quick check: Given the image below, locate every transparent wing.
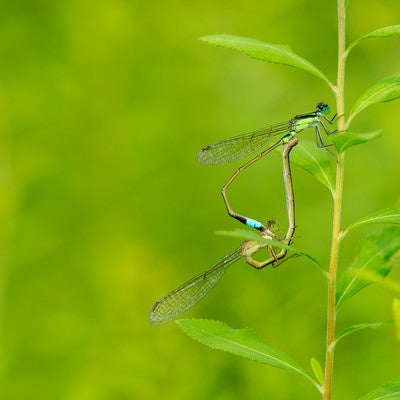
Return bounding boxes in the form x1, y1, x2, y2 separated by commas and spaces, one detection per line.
149, 248, 242, 325
198, 121, 290, 165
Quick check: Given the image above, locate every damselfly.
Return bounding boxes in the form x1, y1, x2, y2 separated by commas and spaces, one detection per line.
198, 102, 336, 229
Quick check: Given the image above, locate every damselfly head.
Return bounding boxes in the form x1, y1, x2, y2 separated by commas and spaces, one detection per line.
265, 219, 281, 233
316, 102, 330, 114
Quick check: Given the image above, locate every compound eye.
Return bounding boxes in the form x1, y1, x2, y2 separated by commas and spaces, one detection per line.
317, 102, 329, 113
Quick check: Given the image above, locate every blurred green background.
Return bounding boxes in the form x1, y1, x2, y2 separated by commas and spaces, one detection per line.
1, 1, 400, 399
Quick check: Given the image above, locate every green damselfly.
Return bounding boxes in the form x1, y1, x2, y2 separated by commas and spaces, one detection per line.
198, 102, 336, 230
149, 138, 299, 325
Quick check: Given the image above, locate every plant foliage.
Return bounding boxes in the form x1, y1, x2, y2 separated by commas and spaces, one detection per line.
174, 9, 400, 400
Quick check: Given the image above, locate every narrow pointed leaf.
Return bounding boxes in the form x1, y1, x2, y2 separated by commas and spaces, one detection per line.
200, 34, 333, 90
335, 321, 390, 345
216, 229, 322, 269
348, 270, 400, 294
348, 73, 400, 125
336, 226, 400, 309
310, 357, 324, 386
341, 208, 400, 239
358, 378, 400, 400
177, 319, 319, 388
393, 298, 400, 342
330, 131, 381, 154
290, 140, 335, 194
347, 25, 400, 54
217, 228, 278, 243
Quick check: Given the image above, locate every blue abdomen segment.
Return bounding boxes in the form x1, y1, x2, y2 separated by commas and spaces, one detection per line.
245, 218, 263, 230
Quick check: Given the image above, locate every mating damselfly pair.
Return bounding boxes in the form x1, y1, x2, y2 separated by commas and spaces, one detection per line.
149, 103, 337, 325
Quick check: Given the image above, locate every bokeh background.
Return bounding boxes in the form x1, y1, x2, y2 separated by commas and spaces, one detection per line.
1, 1, 400, 399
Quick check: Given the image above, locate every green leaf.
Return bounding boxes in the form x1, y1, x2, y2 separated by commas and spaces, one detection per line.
177, 319, 320, 390
347, 73, 400, 125
358, 378, 400, 400
351, 271, 400, 295
290, 140, 335, 195
216, 229, 322, 270
341, 208, 400, 239
200, 34, 334, 90
335, 321, 390, 345
217, 228, 292, 248
347, 25, 400, 54
310, 357, 324, 386
217, 228, 273, 242
336, 226, 400, 309
393, 298, 400, 342
330, 130, 381, 154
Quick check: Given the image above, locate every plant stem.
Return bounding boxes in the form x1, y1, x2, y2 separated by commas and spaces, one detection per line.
323, 1, 346, 399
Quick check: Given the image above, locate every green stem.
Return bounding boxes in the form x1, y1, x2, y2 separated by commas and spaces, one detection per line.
323, 1, 346, 399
